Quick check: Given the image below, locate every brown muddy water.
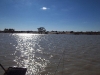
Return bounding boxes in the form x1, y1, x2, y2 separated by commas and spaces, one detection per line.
0, 33, 100, 75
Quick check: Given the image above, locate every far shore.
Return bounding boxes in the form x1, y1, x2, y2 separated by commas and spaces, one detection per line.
0, 31, 100, 35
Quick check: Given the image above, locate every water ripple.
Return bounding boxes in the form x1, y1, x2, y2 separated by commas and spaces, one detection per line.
0, 34, 100, 75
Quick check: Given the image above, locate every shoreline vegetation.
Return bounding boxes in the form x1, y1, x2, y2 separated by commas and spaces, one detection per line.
0, 28, 100, 35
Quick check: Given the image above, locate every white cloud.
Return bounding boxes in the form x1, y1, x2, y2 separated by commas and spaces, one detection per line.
41, 7, 49, 10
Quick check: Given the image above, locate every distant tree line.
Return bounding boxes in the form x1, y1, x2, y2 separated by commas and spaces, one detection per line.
70, 31, 100, 35
4, 28, 15, 33
0, 27, 100, 35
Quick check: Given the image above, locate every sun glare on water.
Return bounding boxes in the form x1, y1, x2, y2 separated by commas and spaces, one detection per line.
12, 33, 49, 75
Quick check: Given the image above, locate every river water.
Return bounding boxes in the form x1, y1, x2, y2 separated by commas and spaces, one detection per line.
0, 33, 100, 75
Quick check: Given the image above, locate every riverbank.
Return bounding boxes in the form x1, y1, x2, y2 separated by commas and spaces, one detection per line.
0, 31, 100, 35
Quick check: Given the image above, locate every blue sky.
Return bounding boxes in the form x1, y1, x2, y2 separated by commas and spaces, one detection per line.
0, 0, 100, 31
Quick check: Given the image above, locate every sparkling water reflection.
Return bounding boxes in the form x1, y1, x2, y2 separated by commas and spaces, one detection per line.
13, 34, 49, 75
0, 34, 100, 75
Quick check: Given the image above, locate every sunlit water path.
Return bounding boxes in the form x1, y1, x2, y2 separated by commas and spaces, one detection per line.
0, 33, 100, 75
